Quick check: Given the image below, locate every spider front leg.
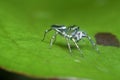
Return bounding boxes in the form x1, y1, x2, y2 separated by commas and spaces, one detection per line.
50, 32, 58, 47
87, 36, 100, 53
42, 28, 52, 41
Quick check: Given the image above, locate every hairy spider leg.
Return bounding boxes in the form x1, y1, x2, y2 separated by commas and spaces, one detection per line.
50, 32, 58, 47
72, 38, 83, 56
65, 38, 72, 53
42, 28, 52, 41
87, 36, 100, 53
52, 32, 58, 44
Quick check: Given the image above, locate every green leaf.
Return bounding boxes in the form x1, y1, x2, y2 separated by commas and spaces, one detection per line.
0, 0, 120, 80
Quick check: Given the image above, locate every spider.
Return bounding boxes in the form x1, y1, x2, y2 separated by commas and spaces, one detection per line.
42, 24, 99, 55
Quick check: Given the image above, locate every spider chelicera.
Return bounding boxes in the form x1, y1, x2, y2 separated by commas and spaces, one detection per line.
42, 24, 99, 55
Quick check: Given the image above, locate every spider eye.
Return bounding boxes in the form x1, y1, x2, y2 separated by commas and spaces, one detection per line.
74, 37, 78, 41
71, 25, 76, 27
82, 32, 87, 37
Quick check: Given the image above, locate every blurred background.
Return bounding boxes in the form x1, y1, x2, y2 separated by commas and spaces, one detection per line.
0, 0, 120, 35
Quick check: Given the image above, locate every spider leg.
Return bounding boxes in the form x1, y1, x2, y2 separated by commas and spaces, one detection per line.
42, 28, 52, 41
87, 36, 100, 53
52, 32, 58, 44
50, 32, 58, 47
65, 38, 72, 53
72, 38, 83, 55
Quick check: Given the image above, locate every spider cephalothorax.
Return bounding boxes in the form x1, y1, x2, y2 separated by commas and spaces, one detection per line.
42, 24, 99, 55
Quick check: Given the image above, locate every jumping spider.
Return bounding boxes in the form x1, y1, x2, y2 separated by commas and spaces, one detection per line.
42, 24, 99, 55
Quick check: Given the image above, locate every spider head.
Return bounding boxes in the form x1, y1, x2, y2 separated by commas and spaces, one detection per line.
81, 31, 87, 37
69, 25, 79, 31
72, 31, 87, 42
